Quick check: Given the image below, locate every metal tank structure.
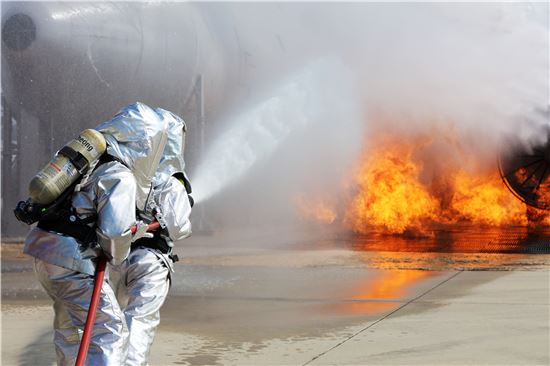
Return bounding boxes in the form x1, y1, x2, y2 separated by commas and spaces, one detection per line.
1, 1, 298, 237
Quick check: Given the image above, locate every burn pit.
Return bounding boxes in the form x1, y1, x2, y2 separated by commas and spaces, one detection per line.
294, 126, 550, 255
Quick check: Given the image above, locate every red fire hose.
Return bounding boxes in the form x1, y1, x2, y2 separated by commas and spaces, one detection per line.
75, 221, 160, 366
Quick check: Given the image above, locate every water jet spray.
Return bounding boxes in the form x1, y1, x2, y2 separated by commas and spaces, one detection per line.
191, 60, 358, 204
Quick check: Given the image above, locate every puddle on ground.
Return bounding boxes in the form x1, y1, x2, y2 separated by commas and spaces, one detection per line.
296, 225, 550, 270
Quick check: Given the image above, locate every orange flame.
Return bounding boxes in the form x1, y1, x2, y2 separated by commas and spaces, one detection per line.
296, 130, 549, 234
345, 134, 539, 233
346, 140, 438, 234
450, 170, 527, 226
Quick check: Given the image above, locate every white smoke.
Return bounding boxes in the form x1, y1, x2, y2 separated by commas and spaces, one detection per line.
190, 2, 548, 229
346, 3, 548, 148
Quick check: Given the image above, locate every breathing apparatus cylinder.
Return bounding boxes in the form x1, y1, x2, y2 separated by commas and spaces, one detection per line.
28, 129, 107, 204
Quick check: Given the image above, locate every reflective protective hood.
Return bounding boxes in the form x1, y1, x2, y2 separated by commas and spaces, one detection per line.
153, 108, 186, 187
96, 102, 169, 211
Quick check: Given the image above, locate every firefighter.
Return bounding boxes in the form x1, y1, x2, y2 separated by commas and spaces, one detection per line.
23, 102, 169, 365
113, 108, 193, 365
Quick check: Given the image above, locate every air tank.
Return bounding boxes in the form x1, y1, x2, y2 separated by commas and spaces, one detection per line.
29, 128, 106, 204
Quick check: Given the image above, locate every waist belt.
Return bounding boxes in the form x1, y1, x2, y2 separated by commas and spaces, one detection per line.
37, 215, 97, 244
132, 233, 171, 254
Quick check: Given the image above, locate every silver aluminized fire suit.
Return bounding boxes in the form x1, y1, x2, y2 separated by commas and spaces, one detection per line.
113, 108, 192, 366
24, 102, 168, 365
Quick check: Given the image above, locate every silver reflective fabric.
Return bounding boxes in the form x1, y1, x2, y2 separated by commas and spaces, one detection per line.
34, 258, 128, 366
84, 162, 136, 264
154, 176, 192, 242
153, 108, 186, 187
96, 102, 169, 211
114, 248, 170, 366
152, 108, 191, 242
24, 227, 101, 276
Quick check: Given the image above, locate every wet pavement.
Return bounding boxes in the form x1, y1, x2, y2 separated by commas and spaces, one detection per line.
2, 228, 549, 365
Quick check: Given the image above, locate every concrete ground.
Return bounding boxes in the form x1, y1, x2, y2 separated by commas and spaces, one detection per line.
2, 229, 549, 365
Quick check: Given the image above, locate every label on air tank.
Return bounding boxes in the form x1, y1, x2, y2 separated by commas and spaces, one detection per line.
57, 161, 79, 189
48, 162, 62, 172
37, 159, 78, 191
76, 135, 94, 152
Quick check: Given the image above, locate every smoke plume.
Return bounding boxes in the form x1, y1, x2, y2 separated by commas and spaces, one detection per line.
191, 2, 548, 232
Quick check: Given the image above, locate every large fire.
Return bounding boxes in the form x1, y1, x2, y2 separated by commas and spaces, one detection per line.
295, 132, 546, 234
346, 138, 438, 234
